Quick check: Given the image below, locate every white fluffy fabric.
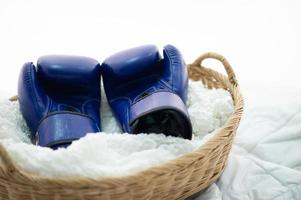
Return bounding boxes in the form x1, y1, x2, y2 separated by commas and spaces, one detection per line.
0, 81, 233, 177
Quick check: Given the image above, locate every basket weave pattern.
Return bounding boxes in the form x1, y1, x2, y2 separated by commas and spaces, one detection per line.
0, 52, 243, 200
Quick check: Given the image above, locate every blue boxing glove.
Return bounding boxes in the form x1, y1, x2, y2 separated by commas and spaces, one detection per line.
18, 55, 101, 149
102, 45, 192, 139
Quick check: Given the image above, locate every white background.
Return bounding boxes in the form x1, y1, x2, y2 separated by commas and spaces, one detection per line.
1, 0, 301, 97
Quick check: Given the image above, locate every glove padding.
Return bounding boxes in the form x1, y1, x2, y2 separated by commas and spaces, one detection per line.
18, 55, 101, 149
102, 45, 192, 139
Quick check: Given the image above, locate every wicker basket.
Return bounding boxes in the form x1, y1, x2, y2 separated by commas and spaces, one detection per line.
0, 52, 243, 200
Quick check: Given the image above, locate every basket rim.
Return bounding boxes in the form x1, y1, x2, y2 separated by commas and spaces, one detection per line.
0, 52, 244, 189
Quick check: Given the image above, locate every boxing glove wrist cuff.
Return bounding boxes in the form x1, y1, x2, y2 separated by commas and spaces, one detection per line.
37, 113, 100, 148
129, 92, 192, 139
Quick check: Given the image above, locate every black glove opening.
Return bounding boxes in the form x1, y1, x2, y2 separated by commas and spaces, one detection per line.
131, 109, 191, 139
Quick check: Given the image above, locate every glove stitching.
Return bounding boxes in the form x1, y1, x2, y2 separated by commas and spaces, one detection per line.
164, 46, 174, 92
28, 63, 43, 120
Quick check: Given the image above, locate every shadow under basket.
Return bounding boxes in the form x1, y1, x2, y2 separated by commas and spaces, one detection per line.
0, 52, 244, 200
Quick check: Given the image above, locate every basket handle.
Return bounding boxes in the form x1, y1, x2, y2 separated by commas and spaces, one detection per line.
9, 95, 18, 101
190, 52, 238, 86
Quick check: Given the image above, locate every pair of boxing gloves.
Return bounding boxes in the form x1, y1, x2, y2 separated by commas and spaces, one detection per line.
18, 44, 192, 149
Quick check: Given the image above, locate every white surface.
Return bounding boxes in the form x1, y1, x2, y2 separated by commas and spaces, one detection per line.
1, 0, 301, 199
0, 81, 234, 177
216, 85, 301, 200
193, 85, 301, 200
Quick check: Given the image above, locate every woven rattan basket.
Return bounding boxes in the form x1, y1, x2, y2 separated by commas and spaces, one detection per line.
0, 52, 243, 200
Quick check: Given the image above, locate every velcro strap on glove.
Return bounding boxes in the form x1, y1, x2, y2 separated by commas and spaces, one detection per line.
36, 113, 100, 148
129, 92, 192, 139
